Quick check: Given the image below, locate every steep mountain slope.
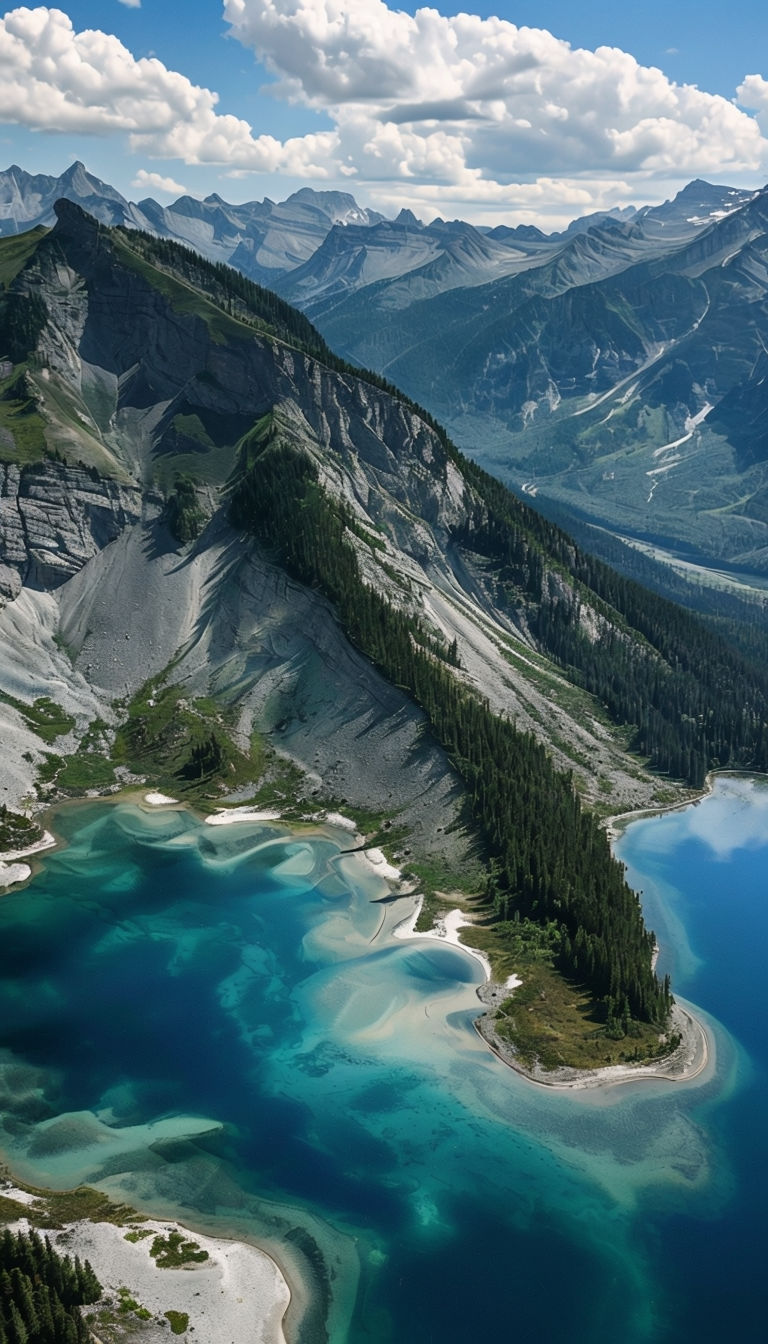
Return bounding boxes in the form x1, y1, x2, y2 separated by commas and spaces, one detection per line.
0, 203, 649, 820
4, 204, 768, 1055
10, 166, 767, 574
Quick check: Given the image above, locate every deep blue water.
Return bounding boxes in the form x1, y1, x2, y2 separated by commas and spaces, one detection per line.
0, 779, 766, 1343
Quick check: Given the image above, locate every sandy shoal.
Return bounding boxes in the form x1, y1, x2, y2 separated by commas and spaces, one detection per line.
0, 830, 57, 889
5, 1202, 290, 1344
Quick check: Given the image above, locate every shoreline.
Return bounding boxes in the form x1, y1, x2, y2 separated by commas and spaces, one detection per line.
0, 778, 729, 1344
389, 890, 713, 1091
473, 993, 712, 1091
0, 829, 57, 889
24, 787, 715, 1098
603, 770, 724, 842
0, 1178, 292, 1344
0, 793, 369, 1344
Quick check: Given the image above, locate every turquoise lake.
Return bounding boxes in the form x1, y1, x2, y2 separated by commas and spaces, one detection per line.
0, 775, 766, 1342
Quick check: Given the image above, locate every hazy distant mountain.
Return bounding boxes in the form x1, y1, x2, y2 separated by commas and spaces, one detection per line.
4, 161, 767, 569
304, 181, 768, 570
0, 162, 384, 285
0, 161, 145, 233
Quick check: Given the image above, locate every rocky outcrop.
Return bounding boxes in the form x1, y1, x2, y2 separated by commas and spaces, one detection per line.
0, 204, 683, 831
0, 462, 141, 596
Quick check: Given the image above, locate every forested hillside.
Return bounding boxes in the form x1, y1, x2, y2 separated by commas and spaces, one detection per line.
231, 436, 673, 1027
454, 459, 768, 786
3, 204, 768, 1060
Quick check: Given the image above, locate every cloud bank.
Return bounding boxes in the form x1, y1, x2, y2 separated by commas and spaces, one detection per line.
0, 6, 338, 174
0, 3, 766, 220
224, 0, 767, 192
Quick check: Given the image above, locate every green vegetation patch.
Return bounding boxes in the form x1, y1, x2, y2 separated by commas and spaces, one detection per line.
0, 692, 75, 743
0, 1193, 32, 1222
165, 1309, 190, 1335
0, 365, 47, 464
0, 804, 42, 852
1, 1181, 144, 1230
116, 1285, 146, 1316
165, 473, 207, 544
124, 1228, 153, 1244
113, 678, 259, 800
0, 227, 47, 288
492, 957, 673, 1073
150, 1231, 208, 1268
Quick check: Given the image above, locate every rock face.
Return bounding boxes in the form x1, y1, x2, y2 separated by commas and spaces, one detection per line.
0, 462, 141, 597
8, 163, 768, 569
0, 203, 680, 836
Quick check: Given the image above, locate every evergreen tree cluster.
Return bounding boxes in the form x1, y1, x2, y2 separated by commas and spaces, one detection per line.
165, 474, 206, 545
116, 228, 339, 362
230, 440, 671, 1025
454, 461, 768, 787
0, 1227, 101, 1344
0, 290, 48, 366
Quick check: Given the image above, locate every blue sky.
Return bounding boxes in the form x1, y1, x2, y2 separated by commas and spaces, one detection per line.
1, 2, 767, 227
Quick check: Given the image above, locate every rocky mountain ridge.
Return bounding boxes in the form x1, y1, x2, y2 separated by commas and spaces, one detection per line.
8, 165, 768, 575
0, 200, 706, 837
5, 202, 768, 1051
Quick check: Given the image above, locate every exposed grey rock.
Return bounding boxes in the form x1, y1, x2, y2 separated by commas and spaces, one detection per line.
0, 462, 141, 593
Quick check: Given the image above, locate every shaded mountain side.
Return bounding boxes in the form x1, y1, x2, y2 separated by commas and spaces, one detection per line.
3, 206, 768, 1037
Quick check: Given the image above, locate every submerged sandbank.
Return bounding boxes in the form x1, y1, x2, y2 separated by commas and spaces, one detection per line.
0, 797, 369, 1344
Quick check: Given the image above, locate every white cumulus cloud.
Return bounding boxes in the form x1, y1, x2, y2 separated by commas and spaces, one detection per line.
0, 3, 766, 223
223, 0, 768, 211
0, 5, 337, 175
131, 168, 188, 196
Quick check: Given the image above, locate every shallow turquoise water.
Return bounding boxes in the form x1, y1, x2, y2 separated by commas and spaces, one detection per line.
0, 780, 765, 1342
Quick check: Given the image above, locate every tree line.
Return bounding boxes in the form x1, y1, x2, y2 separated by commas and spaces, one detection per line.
230, 439, 671, 1026
454, 462, 768, 786
0, 1227, 101, 1344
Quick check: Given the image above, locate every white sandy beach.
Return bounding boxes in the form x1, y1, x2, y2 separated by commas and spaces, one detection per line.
2, 1189, 290, 1344
393, 897, 503, 981
357, 845, 402, 883
0, 829, 57, 888
204, 805, 283, 826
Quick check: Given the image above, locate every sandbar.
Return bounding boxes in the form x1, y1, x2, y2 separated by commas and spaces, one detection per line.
205, 805, 283, 825
1, 1188, 289, 1344
0, 829, 56, 889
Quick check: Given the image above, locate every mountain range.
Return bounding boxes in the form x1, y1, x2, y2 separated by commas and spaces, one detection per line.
4, 200, 768, 1055
2, 161, 766, 576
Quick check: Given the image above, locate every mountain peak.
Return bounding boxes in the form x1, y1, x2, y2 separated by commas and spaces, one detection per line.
52, 198, 100, 234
